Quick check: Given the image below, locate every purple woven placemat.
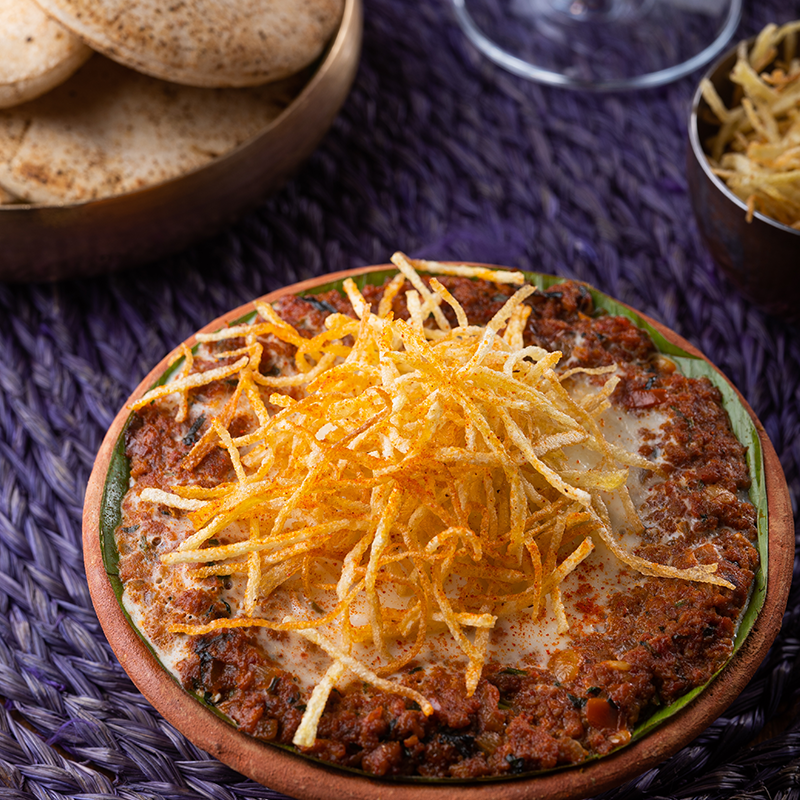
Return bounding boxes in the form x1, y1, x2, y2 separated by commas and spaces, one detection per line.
0, 1, 798, 798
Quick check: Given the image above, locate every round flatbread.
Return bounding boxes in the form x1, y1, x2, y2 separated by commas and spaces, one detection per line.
30, 0, 344, 87
0, 0, 92, 108
0, 54, 305, 204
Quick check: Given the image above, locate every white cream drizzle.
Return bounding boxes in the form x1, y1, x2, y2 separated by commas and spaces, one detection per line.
122, 369, 677, 692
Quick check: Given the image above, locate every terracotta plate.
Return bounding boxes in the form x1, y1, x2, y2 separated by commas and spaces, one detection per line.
83, 265, 794, 800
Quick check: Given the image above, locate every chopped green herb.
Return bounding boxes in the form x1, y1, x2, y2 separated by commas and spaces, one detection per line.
505, 755, 526, 773
301, 296, 339, 315
182, 414, 206, 447
567, 693, 587, 709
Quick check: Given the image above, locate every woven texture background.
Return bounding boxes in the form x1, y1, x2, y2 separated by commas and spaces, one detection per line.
0, 0, 799, 797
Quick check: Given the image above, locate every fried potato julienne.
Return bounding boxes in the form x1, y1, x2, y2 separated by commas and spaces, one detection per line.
132, 254, 732, 747
701, 21, 800, 228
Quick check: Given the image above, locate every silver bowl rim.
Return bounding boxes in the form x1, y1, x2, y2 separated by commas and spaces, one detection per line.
0, 0, 355, 213
688, 34, 800, 238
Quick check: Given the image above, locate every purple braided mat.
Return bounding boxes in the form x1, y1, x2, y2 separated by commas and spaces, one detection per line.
0, 0, 798, 798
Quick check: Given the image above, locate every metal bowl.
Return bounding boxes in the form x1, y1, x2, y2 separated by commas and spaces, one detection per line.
0, 0, 362, 282
83, 264, 794, 800
687, 38, 800, 326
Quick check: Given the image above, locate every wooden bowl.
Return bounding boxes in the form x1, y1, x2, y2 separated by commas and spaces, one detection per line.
0, 0, 362, 282
83, 265, 794, 800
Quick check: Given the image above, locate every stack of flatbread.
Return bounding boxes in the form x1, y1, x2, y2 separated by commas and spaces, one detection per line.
0, 0, 344, 204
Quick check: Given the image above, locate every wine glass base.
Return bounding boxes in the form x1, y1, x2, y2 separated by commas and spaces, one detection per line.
452, 0, 742, 91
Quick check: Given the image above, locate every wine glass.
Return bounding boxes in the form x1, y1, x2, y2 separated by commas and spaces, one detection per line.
451, 0, 742, 91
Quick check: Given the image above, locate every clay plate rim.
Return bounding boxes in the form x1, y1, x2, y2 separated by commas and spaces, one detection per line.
83, 264, 794, 800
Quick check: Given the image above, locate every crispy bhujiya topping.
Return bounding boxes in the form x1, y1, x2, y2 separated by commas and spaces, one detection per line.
130, 253, 733, 747
701, 20, 800, 228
